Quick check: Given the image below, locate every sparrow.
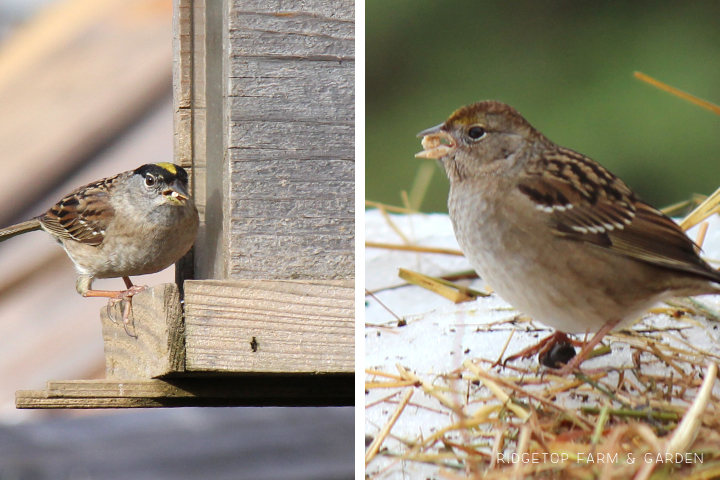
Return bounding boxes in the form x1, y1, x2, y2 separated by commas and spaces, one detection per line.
416, 101, 720, 374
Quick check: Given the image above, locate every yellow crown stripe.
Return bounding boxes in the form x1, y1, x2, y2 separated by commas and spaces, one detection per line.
156, 162, 177, 175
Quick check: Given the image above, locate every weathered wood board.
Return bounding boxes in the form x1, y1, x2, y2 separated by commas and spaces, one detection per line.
101, 283, 185, 380
99, 280, 354, 377
225, 1, 354, 280
175, 0, 355, 281
184, 279, 354, 373
16, 375, 353, 408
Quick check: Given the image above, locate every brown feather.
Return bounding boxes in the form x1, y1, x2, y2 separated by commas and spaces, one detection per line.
38, 175, 118, 247
518, 148, 720, 284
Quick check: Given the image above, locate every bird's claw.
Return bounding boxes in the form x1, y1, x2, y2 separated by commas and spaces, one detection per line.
106, 298, 122, 324
105, 285, 147, 338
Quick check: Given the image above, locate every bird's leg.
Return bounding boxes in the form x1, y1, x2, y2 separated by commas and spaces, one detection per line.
502, 331, 575, 366
554, 319, 620, 376
503, 321, 618, 372
76, 275, 147, 337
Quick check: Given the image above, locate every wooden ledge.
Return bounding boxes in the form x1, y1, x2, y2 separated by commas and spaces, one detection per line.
16, 374, 354, 408
184, 279, 355, 374
101, 280, 354, 379
17, 279, 355, 408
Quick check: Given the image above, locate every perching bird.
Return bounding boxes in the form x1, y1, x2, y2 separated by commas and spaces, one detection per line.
0, 162, 199, 335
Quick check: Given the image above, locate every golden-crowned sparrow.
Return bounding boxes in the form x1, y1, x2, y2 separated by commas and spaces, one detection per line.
416, 101, 720, 375
0, 162, 199, 335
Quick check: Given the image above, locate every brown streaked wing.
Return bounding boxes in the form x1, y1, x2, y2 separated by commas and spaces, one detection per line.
607, 201, 720, 281
518, 148, 637, 237
518, 149, 720, 282
39, 177, 116, 246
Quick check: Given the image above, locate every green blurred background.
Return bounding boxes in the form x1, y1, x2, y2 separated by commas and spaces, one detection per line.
366, 0, 720, 213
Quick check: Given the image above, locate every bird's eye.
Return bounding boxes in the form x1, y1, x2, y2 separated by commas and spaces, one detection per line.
468, 126, 486, 141
145, 174, 156, 187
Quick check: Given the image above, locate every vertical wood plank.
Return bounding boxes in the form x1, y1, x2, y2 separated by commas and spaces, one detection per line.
172, 0, 192, 168
173, 0, 196, 286
184, 0, 355, 281
225, 0, 354, 280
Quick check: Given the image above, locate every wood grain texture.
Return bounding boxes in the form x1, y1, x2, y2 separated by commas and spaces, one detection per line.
173, 0, 198, 285
173, 0, 206, 216
101, 283, 185, 379
173, 0, 192, 112
16, 375, 353, 408
175, 0, 355, 280
184, 279, 354, 373
225, 0, 355, 279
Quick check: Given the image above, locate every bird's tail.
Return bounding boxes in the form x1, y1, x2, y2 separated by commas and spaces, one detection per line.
0, 218, 42, 242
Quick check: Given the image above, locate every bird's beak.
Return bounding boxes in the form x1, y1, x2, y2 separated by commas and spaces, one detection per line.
163, 180, 190, 204
415, 123, 455, 159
